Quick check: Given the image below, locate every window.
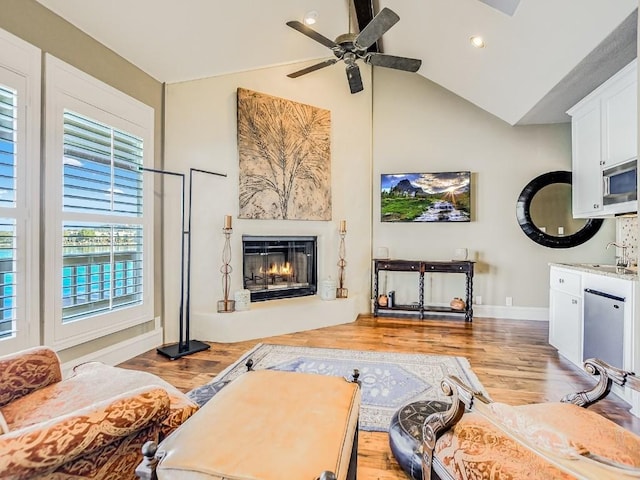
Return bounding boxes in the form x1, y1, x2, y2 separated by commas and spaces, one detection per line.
62, 111, 144, 323
0, 29, 40, 354
44, 55, 154, 349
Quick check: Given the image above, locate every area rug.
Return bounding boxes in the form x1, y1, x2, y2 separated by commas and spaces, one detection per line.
187, 343, 487, 432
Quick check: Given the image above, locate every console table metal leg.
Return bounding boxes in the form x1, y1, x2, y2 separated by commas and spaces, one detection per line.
419, 272, 425, 319
373, 265, 379, 317
465, 272, 473, 322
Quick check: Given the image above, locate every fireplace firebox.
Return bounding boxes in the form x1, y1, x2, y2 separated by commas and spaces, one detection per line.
242, 235, 317, 302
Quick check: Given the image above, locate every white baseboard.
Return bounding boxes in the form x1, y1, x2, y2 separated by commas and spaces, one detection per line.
474, 304, 548, 321
61, 328, 163, 377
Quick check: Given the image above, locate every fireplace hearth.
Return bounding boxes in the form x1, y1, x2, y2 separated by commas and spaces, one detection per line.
242, 235, 317, 302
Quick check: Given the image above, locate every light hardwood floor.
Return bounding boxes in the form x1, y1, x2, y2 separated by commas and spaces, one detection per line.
119, 315, 640, 479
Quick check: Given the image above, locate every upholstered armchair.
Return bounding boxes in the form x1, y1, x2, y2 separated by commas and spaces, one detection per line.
422, 358, 640, 480
0, 346, 198, 480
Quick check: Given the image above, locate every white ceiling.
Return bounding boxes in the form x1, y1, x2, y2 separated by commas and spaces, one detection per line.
36, 0, 637, 125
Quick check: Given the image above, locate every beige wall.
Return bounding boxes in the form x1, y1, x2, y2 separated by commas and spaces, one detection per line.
0, 0, 165, 362
163, 63, 373, 342
164, 60, 618, 335
372, 68, 616, 311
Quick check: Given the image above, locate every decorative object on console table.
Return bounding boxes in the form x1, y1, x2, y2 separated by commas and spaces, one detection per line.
218, 215, 235, 313
337, 220, 348, 298
140, 167, 226, 360
450, 297, 466, 310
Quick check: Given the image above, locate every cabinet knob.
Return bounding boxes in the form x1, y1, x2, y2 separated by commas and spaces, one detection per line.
559, 278, 564, 284
572, 299, 578, 305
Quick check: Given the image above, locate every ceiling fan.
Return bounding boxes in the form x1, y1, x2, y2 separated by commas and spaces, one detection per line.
286, 5, 422, 94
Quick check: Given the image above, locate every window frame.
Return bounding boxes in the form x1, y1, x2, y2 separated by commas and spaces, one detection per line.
44, 55, 154, 350
0, 28, 41, 355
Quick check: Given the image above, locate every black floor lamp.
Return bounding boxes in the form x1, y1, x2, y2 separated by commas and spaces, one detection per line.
141, 166, 226, 360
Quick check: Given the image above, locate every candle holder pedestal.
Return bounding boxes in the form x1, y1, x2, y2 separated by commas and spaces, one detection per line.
217, 227, 235, 313
217, 299, 236, 313
337, 231, 348, 299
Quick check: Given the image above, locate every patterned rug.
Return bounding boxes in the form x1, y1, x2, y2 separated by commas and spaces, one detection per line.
187, 343, 487, 432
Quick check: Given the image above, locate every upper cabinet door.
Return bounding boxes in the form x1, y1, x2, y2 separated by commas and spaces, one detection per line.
602, 70, 637, 167
571, 102, 603, 217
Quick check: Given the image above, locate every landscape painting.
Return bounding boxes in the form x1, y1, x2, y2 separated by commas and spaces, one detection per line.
381, 172, 471, 222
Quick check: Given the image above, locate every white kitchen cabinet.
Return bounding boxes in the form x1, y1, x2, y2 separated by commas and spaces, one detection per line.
549, 263, 638, 415
602, 67, 637, 167
567, 59, 637, 218
570, 103, 603, 217
549, 267, 583, 365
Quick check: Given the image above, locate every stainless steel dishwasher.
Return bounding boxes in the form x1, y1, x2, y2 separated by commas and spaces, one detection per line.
583, 288, 625, 369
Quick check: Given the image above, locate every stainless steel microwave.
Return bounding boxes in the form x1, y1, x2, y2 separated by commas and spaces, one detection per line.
603, 159, 637, 213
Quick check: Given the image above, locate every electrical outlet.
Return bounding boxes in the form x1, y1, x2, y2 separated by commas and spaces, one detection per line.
506, 296, 513, 306
475, 295, 482, 305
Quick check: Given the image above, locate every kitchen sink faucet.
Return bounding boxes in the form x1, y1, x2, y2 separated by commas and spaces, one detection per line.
606, 241, 630, 268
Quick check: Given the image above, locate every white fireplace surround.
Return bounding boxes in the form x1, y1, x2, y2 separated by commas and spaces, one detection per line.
191, 295, 357, 343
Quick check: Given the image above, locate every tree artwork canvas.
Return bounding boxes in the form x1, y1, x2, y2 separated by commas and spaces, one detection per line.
237, 88, 331, 220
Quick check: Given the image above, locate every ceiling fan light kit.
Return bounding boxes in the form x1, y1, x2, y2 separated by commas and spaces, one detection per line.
303, 10, 318, 26
286, 7, 422, 94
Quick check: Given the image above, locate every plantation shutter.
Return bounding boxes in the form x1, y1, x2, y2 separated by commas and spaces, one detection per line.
0, 86, 16, 339
61, 110, 144, 323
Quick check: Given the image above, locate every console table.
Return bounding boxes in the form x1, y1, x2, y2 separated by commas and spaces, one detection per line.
373, 259, 474, 321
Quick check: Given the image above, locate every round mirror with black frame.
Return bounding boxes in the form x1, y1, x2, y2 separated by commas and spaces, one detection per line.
516, 171, 604, 248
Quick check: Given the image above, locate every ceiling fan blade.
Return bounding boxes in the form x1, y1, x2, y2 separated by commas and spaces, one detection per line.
286, 21, 338, 49
353, 0, 378, 53
287, 59, 338, 78
345, 63, 364, 94
367, 53, 422, 72
354, 7, 400, 50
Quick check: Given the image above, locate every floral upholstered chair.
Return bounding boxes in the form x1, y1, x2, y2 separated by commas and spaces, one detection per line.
0, 346, 198, 480
421, 358, 640, 480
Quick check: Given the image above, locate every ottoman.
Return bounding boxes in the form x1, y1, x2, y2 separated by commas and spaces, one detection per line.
136, 369, 361, 480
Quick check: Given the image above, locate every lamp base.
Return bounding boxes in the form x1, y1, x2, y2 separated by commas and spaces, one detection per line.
157, 340, 211, 360
336, 288, 349, 298
217, 299, 235, 313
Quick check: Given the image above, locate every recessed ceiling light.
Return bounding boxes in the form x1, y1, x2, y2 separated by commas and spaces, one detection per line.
303, 11, 318, 25
470, 35, 485, 48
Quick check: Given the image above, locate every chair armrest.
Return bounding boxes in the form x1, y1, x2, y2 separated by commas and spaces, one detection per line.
0, 386, 170, 479
0, 347, 62, 407
421, 376, 491, 480
562, 358, 640, 408
422, 373, 640, 480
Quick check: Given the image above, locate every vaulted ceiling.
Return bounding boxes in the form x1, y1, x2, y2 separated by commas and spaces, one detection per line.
36, 0, 637, 125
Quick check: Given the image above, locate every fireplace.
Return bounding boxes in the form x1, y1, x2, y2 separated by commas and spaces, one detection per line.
242, 235, 317, 302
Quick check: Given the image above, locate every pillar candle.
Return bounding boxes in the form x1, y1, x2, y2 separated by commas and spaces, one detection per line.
339, 220, 347, 233
224, 215, 232, 229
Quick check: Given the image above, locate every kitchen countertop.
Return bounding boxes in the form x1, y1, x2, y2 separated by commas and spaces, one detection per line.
550, 262, 638, 281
